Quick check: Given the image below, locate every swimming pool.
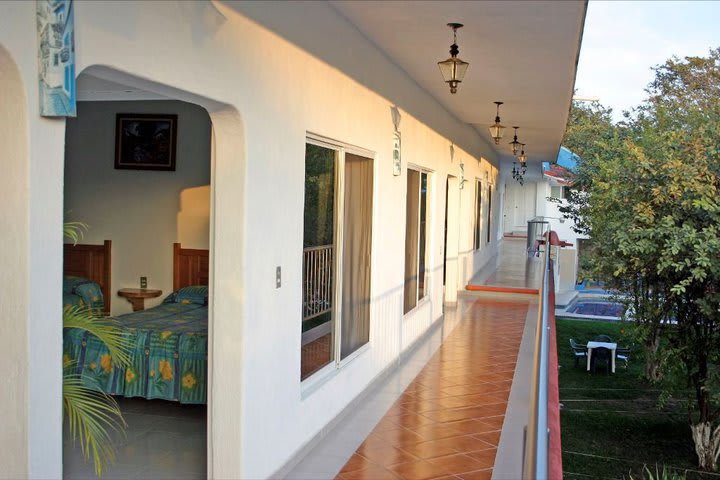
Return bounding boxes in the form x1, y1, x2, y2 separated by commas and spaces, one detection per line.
558, 296, 626, 320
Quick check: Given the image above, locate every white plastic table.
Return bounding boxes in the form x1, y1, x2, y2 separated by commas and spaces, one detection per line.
586, 341, 617, 373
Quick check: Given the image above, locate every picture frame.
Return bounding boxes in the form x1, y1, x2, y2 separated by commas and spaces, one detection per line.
115, 113, 178, 171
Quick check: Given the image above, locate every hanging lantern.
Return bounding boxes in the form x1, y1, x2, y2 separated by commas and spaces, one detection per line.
509, 126, 521, 156
488, 101, 505, 145
437, 23, 469, 94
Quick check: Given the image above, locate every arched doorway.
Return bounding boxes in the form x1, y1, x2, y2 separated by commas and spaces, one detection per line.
61, 65, 246, 478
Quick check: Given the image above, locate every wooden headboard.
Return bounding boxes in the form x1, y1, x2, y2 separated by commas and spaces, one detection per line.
63, 240, 112, 314
173, 243, 209, 291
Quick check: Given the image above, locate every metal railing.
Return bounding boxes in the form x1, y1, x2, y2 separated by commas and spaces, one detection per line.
302, 244, 334, 321
526, 216, 549, 254
523, 225, 552, 479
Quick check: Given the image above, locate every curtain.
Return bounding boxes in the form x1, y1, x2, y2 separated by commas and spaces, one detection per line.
404, 170, 420, 313
340, 153, 373, 359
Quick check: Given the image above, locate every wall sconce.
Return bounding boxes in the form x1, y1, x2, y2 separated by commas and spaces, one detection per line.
437, 23, 469, 94
488, 101, 505, 145
509, 126, 521, 156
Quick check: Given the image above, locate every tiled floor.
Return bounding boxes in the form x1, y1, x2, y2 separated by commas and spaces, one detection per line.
301, 333, 332, 379
63, 397, 206, 479
333, 298, 531, 480
469, 238, 542, 290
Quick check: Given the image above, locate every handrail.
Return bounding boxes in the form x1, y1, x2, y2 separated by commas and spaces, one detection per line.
523, 224, 552, 479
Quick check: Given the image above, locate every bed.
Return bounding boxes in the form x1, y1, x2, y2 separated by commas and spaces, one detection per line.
63, 242, 210, 404
63, 240, 112, 314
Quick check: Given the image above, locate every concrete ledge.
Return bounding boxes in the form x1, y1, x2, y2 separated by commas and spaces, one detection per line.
492, 298, 539, 480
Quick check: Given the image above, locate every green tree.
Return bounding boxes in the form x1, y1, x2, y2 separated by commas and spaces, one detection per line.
561, 49, 720, 470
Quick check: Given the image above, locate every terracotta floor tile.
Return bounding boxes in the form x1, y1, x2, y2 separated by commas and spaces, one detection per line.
426, 453, 488, 475
465, 448, 497, 470
336, 293, 531, 480
360, 445, 419, 467
472, 431, 501, 445
407, 423, 469, 442
398, 439, 460, 460
373, 427, 427, 446
476, 415, 504, 430
430, 435, 495, 454
456, 468, 493, 480
388, 460, 452, 480
338, 463, 402, 480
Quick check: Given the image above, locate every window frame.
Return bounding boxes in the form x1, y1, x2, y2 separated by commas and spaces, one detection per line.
302, 134, 376, 385
403, 165, 432, 315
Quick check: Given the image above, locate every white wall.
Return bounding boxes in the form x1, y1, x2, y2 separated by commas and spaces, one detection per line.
0, 43, 29, 480
0, 1, 502, 478
64, 100, 211, 315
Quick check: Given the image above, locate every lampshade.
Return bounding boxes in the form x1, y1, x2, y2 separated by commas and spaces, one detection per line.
437, 23, 468, 94
438, 57, 469, 93
488, 101, 505, 145
509, 127, 521, 156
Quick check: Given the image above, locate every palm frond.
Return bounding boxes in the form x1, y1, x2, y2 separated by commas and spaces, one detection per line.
64, 221, 89, 245
63, 375, 127, 477
63, 306, 132, 368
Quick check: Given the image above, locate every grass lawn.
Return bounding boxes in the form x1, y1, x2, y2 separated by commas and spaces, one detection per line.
556, 318, 717, 479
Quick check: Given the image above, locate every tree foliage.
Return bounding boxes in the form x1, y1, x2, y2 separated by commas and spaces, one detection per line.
562, 49, 720, 470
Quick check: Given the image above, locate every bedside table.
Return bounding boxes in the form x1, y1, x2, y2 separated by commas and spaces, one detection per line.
117, 288, 163, 312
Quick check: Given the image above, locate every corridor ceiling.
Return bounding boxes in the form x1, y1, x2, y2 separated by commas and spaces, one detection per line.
330, 1, 587, 165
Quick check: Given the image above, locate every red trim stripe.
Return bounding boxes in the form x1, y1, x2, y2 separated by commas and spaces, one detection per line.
465, 284, 539, 295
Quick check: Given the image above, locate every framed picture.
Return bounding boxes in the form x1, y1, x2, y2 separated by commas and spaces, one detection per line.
115, 114, 178, 171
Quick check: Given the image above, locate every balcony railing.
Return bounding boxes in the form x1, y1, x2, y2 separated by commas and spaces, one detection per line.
302, 244, 334, 321
523, 226, 562, 479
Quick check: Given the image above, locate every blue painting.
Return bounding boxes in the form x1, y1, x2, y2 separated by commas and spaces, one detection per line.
37, 0, 76, 117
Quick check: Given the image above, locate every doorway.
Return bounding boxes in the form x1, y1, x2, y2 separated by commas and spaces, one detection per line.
62, 69, 217, 479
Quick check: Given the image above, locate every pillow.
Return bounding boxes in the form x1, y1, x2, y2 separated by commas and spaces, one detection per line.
63, 276, 104, 312
166, 285, 208, 305
74, 282, 105, 311
63, 276, 86, 294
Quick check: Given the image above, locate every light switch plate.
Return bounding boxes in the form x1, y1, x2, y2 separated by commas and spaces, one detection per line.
140, 276, 147, 288
276, 267, 281, 288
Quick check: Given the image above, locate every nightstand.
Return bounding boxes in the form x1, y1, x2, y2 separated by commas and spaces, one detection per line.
117, 288, 162, 312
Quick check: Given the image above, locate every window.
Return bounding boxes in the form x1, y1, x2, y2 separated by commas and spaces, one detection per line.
550, 186, 563, 199
404, 169, 429, 314
474, 180, 482, 250
487, 184, 492, 244
301, 140, 374, 380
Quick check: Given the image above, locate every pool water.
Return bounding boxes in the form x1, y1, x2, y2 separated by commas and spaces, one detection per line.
566, 300, 625, 317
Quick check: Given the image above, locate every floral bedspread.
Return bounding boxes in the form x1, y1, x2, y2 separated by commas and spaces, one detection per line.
64, 302, 208, 404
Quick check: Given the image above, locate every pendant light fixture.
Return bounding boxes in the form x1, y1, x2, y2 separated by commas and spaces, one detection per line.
437, 23, 469, 94
488, 101, 505, 145
509, 127, 521, 156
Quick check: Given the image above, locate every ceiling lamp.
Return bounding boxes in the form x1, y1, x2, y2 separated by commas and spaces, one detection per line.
518, 143, 527, 163
509, 126, 522, 156
437, 23, 469, 94
488, 101, 505, 145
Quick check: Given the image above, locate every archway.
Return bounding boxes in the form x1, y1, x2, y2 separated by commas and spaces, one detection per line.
62, 65, 246, 478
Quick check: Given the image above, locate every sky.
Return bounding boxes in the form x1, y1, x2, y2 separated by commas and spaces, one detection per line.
574, 1, 720, 122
